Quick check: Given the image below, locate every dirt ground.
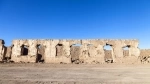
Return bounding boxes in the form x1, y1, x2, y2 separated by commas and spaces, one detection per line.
0, 63, 150, 84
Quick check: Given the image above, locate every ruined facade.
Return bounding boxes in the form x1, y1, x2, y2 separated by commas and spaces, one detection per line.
0, 39, 141, 64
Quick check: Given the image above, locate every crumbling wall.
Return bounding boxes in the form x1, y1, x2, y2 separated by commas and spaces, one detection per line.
11, 40, 37, 62
105, 39, 140, 63
3, 39, 140, 64
108, 40, 124, 62
12, 40, 23, 62
0, 39, 5, 61
43, 40, 71, 63
140, 49, 150, 56
124, 40, 140, 57
139, 49, 150, 63
81, 40, 106, 64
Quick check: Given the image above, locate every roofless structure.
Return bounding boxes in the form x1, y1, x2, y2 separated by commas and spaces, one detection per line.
0, 39, 141, 63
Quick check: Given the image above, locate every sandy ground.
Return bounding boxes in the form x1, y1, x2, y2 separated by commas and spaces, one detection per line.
0, 63, 150, 84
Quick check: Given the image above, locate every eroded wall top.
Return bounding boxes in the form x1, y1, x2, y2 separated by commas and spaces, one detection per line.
12, 39, 139, 47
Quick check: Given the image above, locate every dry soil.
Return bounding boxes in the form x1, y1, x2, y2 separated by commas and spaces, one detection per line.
0, 63, 150, 84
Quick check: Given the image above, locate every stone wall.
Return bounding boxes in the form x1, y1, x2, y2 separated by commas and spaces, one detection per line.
0, 39, 141, 64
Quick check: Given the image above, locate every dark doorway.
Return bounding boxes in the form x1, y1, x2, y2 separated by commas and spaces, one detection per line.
21, 45, 28, 56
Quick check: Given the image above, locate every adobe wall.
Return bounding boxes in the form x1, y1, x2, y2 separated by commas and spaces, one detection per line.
140, 49, 150, 56
104, 50, 130, 63
123, 50, 129, 56
8, 39, 140, 64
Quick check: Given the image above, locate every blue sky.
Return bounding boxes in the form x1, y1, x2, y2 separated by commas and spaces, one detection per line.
0, 0, 150, 49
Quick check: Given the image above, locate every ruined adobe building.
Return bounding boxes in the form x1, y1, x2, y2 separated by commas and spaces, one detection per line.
0, 39, 142, 64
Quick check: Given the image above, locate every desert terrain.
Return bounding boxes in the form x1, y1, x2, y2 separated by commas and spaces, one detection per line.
0, 63, 150, 84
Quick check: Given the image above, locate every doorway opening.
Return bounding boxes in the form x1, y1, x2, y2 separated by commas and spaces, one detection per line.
56, 44, 63, 57
21, 44, 28, 56
104, 44, 113, 63
70, 44, 82, 64
36, 44, 44, 63
123, 45, 130, 57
